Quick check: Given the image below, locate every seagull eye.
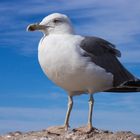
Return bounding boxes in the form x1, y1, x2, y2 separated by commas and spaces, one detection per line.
53, 19, 61, 23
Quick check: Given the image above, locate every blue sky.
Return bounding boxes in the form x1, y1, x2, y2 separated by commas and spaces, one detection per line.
0, 0, 140, 134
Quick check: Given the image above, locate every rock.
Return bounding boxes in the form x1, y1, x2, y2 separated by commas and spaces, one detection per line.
0, 127, 140, 140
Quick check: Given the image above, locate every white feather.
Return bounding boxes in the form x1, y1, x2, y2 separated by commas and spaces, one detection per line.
38, 34, 113, 96
36, 13, 113, 96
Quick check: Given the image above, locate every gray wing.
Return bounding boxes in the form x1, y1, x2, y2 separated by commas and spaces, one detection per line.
80, 36, 135, 87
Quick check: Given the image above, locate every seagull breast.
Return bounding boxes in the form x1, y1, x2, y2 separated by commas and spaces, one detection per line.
38, 34, 113, 94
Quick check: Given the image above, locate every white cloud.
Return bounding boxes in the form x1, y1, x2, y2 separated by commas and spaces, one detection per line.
0, 96, 140, 134
120, 50, 140, 63
0, 0, 140, 61
0, 0, 140, 135
0, 107, 65, 134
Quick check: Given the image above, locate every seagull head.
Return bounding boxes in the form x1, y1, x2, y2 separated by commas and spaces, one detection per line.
27, 13, 75, 35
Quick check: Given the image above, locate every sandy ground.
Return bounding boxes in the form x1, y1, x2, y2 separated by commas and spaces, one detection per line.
0, 126, 140, 140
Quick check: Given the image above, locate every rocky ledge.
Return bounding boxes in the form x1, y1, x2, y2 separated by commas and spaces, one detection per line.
0, 126, 140, 140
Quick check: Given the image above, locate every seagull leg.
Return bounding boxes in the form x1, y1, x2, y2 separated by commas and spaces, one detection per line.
64, 95, 73, 130
75, 94, 94, 133
47, 95, 73, 134
87, 94, 94, 131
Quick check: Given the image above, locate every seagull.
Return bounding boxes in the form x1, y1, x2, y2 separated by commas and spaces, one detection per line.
27, 13, 140, 132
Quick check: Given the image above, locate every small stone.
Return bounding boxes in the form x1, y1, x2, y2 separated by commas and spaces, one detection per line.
40, 137, 48, 140
6, 135, 12, 138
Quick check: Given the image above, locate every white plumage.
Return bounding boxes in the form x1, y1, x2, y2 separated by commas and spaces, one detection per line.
27, 13, 137, 132
38, 34, 113, 96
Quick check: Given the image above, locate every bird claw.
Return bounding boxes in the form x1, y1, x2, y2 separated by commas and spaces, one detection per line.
73, 124, 94, 133
47, 125, 70, 134
55, 125, 69, 131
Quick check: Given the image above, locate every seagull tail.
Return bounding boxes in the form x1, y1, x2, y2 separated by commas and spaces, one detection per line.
105, 79, 140, 92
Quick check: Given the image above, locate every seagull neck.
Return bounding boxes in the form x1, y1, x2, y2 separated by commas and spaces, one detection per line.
44, 32, 75, 37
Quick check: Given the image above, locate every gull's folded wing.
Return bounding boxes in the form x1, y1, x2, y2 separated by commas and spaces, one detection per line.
80, 36, 136, 87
